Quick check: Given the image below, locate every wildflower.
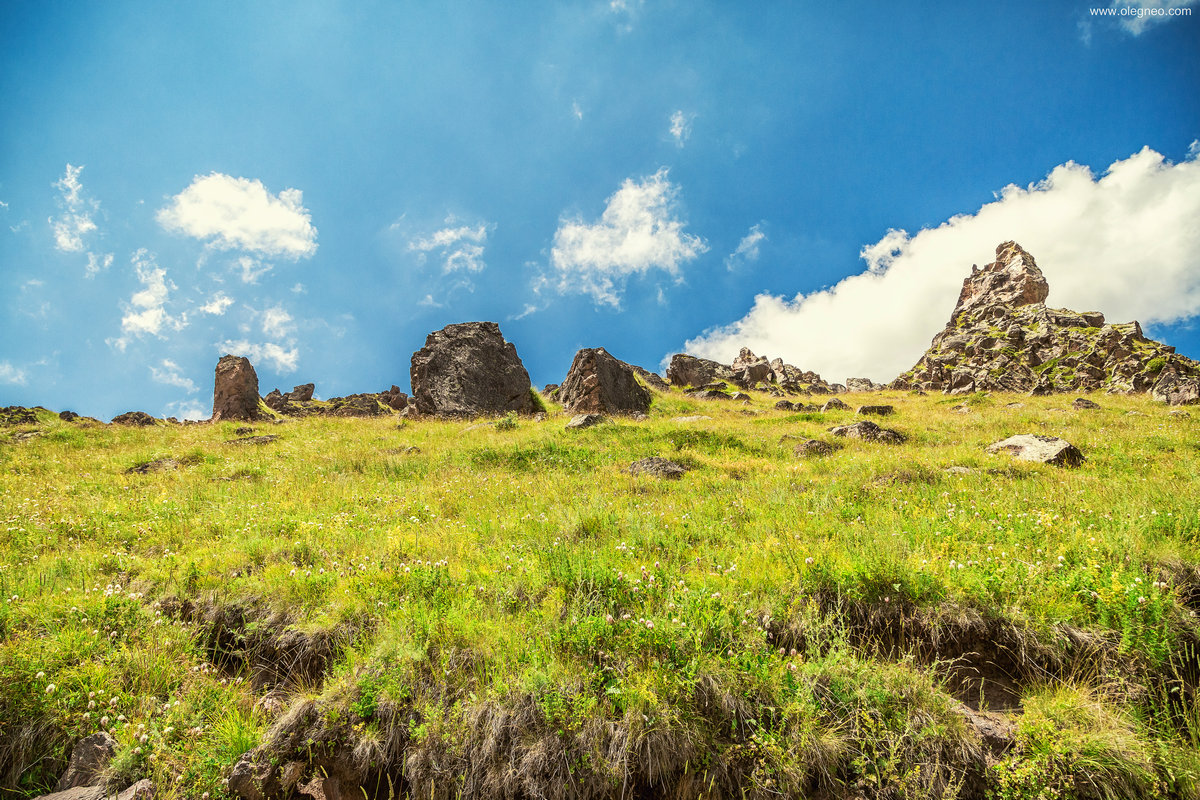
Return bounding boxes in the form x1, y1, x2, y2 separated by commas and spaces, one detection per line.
36, 671, 45, 680
100, 716, 109, 727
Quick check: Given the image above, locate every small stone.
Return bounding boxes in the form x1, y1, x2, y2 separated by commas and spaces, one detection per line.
856, 405, 894, 416
792, 439, 834, 457
224, 435, 279, 446
565, 414, 606, 430
1072, 397, 1100, 410
628, 457, 690, 479
820, 398, 850, 412
828, 420, 906, 444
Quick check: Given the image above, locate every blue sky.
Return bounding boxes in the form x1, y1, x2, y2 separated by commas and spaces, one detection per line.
2, 0, 1198, 420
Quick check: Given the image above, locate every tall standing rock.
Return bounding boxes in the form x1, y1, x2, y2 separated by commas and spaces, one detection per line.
410, 322, 535, 416
665, 354, 734, 388
891, 241, 1200, 399
559, 348, 652, 415
212, 355, 262, 421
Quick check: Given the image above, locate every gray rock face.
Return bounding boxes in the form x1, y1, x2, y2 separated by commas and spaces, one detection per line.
212, 355, 262, 422
987, 434, 1085, 467
628, 457, 690, 479
559, 348, 652, 415
846, 377, 884, 392
1072, 397, 1100, 410
55, 733, 117, 791
1152, 365, 1200, 406
829, 420, 906, 444
731, 347, 773, 387
34, 779, 154, 800
410, 322, 535, 417
820, 398, 850, 412
952, 240, 1049, 323
666, 354, 733, 388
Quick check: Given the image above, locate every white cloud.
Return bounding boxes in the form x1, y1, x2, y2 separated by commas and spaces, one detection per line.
0, 200, 8, 209
49, 164, 99, 253
549, 168, 708, 307
291, 283, 306, 294
683, 146, 1200, 383
236, 255, 273, 284
164, 399, 207, 421
157, 173, 318, 259
150, 360, 197, 392
111, 249, 187, 350
669, 111, 695, 147
726, 223, 766, 271
1107, 0, 1195, 35
217, 339, 299, 373
0, 361, 27, 385
86, 252, 113, 278
572, 101, 584, 121
409, 222, 490, 274
417, 294, 443, 308
198, 292, 234, 315
261, 305, 294, 338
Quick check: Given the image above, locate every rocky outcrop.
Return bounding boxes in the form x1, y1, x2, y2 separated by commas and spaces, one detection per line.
892, 242, 1200, 401
987, 434, 1084, 467
846, 378, 884, 392
286, 383, 314, 402
410, 322, 535, 417
212, 355, 263, 422
111, 411, 157, 426
565, 413, 606, 430
265, 386, 406, 417
559, 348, 652, 415
666, 354, 733, 388
630, 365, 670, 392
731, 347, 773, 386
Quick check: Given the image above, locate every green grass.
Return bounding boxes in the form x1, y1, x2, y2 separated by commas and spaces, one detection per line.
0, 391, 1198, 798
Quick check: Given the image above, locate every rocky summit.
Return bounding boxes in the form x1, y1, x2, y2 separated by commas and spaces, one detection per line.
558, 347, 652, 416
891, 241, 1200, 401
666, 348, 842, 395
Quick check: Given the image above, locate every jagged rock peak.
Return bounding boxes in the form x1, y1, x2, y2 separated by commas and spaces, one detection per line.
952, 241, 1049, 323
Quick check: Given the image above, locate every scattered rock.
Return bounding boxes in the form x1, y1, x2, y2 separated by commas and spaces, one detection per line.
383, 446, 421, 455
235, 426, 255, 435
820, 398, 850, 412
665, 354, 734, 388
1005, 402, 1024, 409
951, 404, 972, 414
55, 732, 118, 791
1169, 409, 1191, 418
1072, 397, 1100, 410
774, 400, 795, 411
829, 420, 907, 444
690, 389, 732, 401
632, 412, 649, 421
225, 435, 279, 446
857, 405, 894, 416
565, 414, 606, 430
628, 457, 690, 479
671, 415, 711, 423
58, 410, 79, 422
212, 355, 263, 422
792, 439, 834, 457
111, 411, 157, 426
558, 347, 652, 415
1, 406, 40, 425
731, 347, 773, 387
533, 412, 547, 422
410, 321, 535, 416
987, 434, 1085, 467
891, 241, 1200, 398
731, 392, 751, 401
945, 466, 974, 475
126, 458, 180, 474
846, 377, 884, 392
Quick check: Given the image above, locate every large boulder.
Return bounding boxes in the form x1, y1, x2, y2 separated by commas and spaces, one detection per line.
665, 354, 733, 388
212, 355, 262, 422
559, 348, 652, 415
285, 383, 314, 402
987, 434, 1085, 467
829, 420, 906, 444
730, 347, 772, 387
410, 322, 535, 417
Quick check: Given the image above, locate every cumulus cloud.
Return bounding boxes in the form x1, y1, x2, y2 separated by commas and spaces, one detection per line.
409, 221, 490, 274
669, 111, 695, 147
198, 292, 234, 315
217, 339, 299, 373
111, 249, 187, 350
726, 223, 766, 271
236, 255, 274, 284
261, 306, 294, 338
683, 146, 1200, 382
157, 173, 318, 258
150, 359, 197, 392
0, 361, 27, 385
49, 164, 98, 253
550, 168, 708, 307
164, 399, 207, 421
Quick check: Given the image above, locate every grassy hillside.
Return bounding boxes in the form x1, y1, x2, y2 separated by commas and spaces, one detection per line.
1, 389, 1198, 799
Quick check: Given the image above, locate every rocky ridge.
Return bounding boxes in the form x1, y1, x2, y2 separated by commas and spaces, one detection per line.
891, 241, 1200, 402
